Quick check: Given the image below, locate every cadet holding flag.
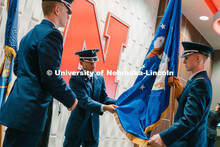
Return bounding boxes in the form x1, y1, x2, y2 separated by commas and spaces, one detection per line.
0, 0, 78, 146
64, 49, 117, 147
149, 42, 214, 147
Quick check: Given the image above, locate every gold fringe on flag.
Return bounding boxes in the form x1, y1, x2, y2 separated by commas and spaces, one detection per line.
114, 107, 169, 147
0, 45, 17, 97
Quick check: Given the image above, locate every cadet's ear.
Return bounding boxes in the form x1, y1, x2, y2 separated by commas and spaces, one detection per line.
197, 54, 208, 63
54, 5, 59, 15
79, 60, 84, 66
196, 54, 202, 63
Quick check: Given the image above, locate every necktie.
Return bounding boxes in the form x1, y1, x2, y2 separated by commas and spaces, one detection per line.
89, 76, 94, 98
89, 76, 93, 85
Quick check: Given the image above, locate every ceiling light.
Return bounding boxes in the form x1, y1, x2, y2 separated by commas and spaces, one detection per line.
199, 16, 209, 21
213, 11, 220, 35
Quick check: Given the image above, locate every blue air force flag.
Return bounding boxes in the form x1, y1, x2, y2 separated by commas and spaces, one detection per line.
0, 0, 18, 109
114, 0, 181, 145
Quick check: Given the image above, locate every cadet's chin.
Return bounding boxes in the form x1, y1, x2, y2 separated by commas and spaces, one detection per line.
90, 68, 95, 72
184, 66, 190, 71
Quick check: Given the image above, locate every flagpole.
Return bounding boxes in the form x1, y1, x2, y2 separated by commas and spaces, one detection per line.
0, 124, 3, 146
169, 86, 176, 126
169, 0, 182, 126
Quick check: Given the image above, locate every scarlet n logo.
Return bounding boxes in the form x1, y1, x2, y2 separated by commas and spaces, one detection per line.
61, 0, 130, 98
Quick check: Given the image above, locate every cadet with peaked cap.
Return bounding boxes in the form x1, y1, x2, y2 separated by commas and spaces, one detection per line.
149, 42, 214, 147
76, 49, 100, 63
64, 49, 117, 147
0, 0, 78, 146
43, 0, 73, 14
180, 41, 214, 58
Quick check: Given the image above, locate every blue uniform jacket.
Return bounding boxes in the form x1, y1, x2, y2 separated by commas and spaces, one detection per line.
160, 71, 212, 147
65, 72, 116, 140
0, 19, 76, 133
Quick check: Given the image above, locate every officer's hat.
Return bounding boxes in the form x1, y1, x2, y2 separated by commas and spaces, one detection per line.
42, 0, 73, 14
181, 41, 214, 58
75, 49, 99, 63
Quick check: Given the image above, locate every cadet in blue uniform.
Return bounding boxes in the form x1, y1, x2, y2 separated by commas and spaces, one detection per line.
149, 42, 214, 147
0, 0, 78, 146
63, 49, 117, 147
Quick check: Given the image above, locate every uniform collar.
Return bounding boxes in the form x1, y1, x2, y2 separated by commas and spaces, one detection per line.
81, 69, 94, 80
189, 69, 206, 81
41, 19, 56, 28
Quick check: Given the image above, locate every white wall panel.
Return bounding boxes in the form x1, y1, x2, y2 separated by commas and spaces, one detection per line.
18, 0, 26, 15
0, 0, 6, 65
22, 0, 36, 19
49, 101, 70, 147
17, 16, 30, 42
0, 0, 160, 146
0, 0, 5, 5
98, 0, 113, 22
111, 1, 121, 17
32, 0, 43, 22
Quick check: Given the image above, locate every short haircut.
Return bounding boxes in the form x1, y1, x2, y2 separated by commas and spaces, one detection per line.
194, 53, 208, 64
42, 1, 57, 16
201, 54, 208, 64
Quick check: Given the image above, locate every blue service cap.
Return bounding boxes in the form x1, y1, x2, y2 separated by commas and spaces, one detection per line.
75, 49, 100, 63
42, 0, 74, 14
181, 41, 214, 58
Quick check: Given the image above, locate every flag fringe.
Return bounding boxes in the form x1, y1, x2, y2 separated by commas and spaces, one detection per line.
114, 112, 149, 146
0, 45, 16, 97
0, 45, 16, 74
0, 55, 6, 75
5, 45, 17, 97
144, 107, 169, 133
114, 107, 169, 146
6, 82, 11, 97
5, 45, 17, 58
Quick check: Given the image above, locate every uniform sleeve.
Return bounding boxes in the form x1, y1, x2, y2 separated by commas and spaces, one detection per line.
69, 76, 103, 115
99, 76, 116, 105
37, 30, 76, 108
159, 79, 210, 146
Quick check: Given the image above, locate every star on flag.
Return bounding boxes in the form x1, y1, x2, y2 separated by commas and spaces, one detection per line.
161, 23, 166, 29
140, 84, 145, 90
